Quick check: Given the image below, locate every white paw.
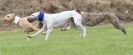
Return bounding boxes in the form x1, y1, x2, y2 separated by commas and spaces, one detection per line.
27, 35, 34, 38
42, 32, 46, 35
45, 37, 48, 40
26, 37, 30, 41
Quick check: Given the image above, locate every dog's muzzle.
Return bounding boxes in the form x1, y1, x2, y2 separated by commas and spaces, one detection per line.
27, 16, 37, 23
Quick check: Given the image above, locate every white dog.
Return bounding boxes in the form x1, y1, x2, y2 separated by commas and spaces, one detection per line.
27, 10, 86, 40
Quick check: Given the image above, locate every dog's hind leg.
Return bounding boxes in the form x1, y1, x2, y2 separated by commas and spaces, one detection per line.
114, 23, 126, 35
73, 17, 86, 37
110, 16, 126, 35
76, 23, 86, 37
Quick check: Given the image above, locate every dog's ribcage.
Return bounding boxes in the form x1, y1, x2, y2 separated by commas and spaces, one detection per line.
45, 11, 75, 27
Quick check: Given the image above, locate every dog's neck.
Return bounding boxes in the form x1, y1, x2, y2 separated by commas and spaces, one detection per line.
13, 16, 20, 25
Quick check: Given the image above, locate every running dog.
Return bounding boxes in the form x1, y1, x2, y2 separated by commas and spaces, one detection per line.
27, 10, 86, 40
81, 12, 126, 34
3, 13, 40, 35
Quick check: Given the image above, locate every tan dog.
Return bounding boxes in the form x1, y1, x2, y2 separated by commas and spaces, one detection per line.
3, 13, 40, 35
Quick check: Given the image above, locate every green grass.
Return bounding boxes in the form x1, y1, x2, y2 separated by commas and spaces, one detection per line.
0, 23, 133, 55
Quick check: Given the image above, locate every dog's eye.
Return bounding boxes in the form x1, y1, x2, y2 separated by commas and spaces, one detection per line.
4, 20, 6, 22
4, 20, 7, 22
4, 20, 8, 23
7, 16, 9, 18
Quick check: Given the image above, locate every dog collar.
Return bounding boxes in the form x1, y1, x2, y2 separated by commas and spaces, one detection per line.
13, 16, 20, 25
38, 11, 44, 22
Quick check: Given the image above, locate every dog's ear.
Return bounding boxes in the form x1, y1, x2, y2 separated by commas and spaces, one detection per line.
11, 13, 16, 17
76, 10, 81, 14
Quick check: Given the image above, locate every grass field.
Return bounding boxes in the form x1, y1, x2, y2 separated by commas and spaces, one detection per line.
0, 23, 133, 55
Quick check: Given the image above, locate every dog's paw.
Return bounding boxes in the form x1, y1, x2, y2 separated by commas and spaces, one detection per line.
42, 32, 46, 35
26, 37, 30, 41
27, 35, 33, 38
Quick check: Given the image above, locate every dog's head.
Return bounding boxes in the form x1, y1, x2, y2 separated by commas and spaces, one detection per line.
3, 13, 16, 26
27, 12, 39, 23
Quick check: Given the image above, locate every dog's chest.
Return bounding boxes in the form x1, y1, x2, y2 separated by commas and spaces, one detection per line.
18, 18, 31, 29
44, 11, 75, 27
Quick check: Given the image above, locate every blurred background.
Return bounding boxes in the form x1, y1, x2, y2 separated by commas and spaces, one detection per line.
0, 0, 132, 30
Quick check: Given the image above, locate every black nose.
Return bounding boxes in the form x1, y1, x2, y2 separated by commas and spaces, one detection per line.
27, 17, 35, 23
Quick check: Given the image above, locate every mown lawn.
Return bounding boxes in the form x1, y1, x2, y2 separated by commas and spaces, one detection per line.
0, 23, 133, 55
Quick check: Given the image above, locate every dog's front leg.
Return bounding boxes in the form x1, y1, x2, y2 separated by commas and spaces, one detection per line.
41, 26, 47, 35
24, 30, 30, 41
27, 23, 45, 38
45, 26, 53, 40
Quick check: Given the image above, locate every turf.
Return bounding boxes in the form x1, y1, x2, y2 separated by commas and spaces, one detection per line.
0, 23, 133, 55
